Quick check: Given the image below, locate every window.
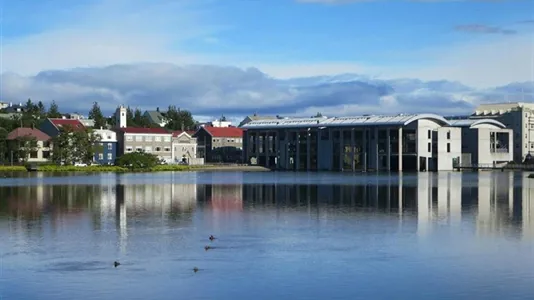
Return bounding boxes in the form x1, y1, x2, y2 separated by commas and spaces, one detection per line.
427, 143, 431, 152
126, 147, 133, 152
43, 141, 51, 148
98, 153, 104, 160
164, 147, 171, 152
155, 136, 161, 142
43, 151, 50, 159
107, 143, 112, 150
126, 136, 133, 141
107, 153, 112, 160
155, 147, 162, 152
135, 135, 143, 142
447, 143, 450, 153
136, 147, 143, 152
145, 146, 152, 152
164, 136, 171, 142
428, 130, 431, 139
446, 131, 451, 139
145, 136, 153, 142
30, 151, 38, 159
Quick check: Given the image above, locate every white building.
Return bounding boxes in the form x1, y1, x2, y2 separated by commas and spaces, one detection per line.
171, 130, 204, 165
448, 118, 513, 166
471, 102, 534, 162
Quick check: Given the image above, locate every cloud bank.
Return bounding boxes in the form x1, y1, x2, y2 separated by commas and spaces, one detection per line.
2, 63, 532, 122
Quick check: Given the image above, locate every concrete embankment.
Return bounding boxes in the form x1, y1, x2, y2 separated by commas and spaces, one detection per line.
193, 165, 271, 172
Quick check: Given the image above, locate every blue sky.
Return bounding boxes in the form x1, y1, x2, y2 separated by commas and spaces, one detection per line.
1, 0, 533, 119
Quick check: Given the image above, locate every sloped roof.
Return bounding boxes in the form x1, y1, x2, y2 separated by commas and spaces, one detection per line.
172, 130, 196, 137
144, 111, 166, 123
119, 127, 170, 134
7, 127, 51, 141
49, 118, 85, 131
199, 126, 243, 138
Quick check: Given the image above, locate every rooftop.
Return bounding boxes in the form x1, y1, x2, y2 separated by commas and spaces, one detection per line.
242, 113, 450, 129
7, 127, 51, 141
49, 118, 85, 131
199, 126, 244, 138
172, 130, 196, 137
447, 118, 507, 129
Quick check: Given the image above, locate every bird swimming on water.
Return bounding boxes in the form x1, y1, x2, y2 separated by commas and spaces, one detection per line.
209, 235, 216, 241
114, 261, 121, 268
204, 245, 211, 251
193, 267, 199, 273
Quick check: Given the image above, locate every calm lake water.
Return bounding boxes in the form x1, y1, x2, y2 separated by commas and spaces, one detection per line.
1, 171, 534, 300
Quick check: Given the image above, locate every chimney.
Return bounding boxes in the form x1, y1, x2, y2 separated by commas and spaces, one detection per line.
156, 107, 160, 112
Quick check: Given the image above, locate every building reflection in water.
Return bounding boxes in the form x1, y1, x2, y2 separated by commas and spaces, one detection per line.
2, 172, 534, 242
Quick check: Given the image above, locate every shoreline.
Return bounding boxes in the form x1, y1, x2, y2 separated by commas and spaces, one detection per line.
0, 164, 272, 173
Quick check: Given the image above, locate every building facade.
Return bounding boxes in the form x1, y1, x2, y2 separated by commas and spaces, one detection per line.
116, 127, 173, 162
7, 127, 52, 163
242, 114, 465, 171
194, 126, 244, 163
171, 130, 203, 164
448, 119, 513, 166
471, 102, 534, 162
93, 129, 118, 165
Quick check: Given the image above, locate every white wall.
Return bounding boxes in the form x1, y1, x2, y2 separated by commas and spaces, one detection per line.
436, 127, 462, 171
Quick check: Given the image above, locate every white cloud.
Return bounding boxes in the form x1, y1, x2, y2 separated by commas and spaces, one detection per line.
2, 63, 532, 122
1, 0, 225, 75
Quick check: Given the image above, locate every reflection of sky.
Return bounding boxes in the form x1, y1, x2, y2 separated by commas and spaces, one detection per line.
1, 172, 534, 299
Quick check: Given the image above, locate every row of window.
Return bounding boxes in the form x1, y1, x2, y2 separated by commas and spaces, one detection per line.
427, 130, 451, 139
97, 153, 114, 160
427, 142, 451, 153
125, 135, 172, 142
99, 143, 114, 150
212, 138, 242, 143
126, 146, 171, 152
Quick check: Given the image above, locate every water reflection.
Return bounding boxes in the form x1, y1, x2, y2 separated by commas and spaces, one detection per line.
1, 172, 534, 241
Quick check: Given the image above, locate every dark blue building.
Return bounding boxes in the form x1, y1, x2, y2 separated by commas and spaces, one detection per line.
93, 129, 118, 165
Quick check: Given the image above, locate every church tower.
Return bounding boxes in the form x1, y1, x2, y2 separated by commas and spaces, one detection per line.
115, 105, 127, 128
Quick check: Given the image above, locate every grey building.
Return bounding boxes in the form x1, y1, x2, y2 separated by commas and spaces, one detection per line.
116, 127, 173, 162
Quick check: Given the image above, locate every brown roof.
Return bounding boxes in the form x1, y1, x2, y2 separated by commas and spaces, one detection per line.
199, 126, 243, 138
120, 127, 170, 134
7, 127, 51, 141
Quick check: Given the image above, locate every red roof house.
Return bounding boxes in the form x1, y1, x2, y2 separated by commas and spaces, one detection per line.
7, 127, 51, 141
40, 118, 85, 137
195, 126, 244, 138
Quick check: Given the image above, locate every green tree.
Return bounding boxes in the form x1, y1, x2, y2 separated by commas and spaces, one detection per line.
116, 152, 160, 170
74, 128, 102, 164
52, 126, 102, 165
14, 135, 38, 163
47, 100, 62, 118
0, 128, 8, 163
88, 102, 106, 128
37, 101, 46, 118
164, 106, 196, 131
51, 126, 75, 165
